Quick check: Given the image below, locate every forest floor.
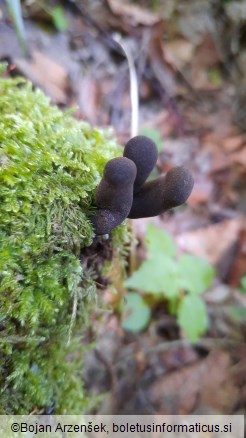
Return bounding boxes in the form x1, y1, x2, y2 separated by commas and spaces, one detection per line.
1, 0, 245, 415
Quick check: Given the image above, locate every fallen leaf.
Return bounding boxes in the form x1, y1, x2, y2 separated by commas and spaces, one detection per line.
177, 218, 243, 279
209, 140, 246, 173
211, 154, 231, 173
76, 74, 101, 125
199, 351, 240, 413
230, 148, 246, 167
190, 34, 221, 90
14, 50, 69, 104
148, 22, 178, 97
222, 135, 245, 153
165, 39, 195, 69
107, 0, 161, 27
228, 227, 246, 287
151, 350, 240, 414
157, 344, 198, 371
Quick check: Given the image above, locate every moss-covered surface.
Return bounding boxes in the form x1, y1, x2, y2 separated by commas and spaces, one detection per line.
0, 72, 128, 414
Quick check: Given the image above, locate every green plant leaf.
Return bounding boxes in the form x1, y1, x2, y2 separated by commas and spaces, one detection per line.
178, 255, 215, 295
240, 275, 246, 294
145, 223, 176, 259
123, 225, 212, 342
178, 295, 208, 342
0, 63, 7, 75
208, 68, 223, 87
124, 258, 165, 293
124, 255, 179, 298
228, 306, 246, 322
140, 128, 163, 152
50, 6, 68, 32
122, 292, 151, 333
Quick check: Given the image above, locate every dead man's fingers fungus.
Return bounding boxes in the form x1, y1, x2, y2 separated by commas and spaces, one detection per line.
92, 135, 194, 234
123, 135, 158, 193
128, 166, 194, 219
91, 157, 137, 235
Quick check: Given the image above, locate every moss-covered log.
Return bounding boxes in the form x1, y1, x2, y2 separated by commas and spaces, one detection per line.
0, 71, 129, 414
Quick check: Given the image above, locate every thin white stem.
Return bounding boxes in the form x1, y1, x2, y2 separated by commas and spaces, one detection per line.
67, 290, 78, 346
113, 34, 139, 137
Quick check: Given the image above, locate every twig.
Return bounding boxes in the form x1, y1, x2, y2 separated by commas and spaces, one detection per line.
112, 34, 139, 137
67, 289, 78, 346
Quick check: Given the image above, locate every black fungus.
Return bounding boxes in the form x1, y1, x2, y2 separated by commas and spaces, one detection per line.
90, 157, 137, 235
128, 166, 194, 219
91, 136, 194, 235
123, 135, 158, 193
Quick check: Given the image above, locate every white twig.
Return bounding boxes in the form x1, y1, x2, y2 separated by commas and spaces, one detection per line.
113, 34, 139, 137
67, 290, 78, 346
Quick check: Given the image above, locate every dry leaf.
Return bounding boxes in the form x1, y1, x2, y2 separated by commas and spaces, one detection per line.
151, 350, 239, 414
230, 147, 246, 167
165, 39, 195, 69
14, 50, 69, 104
200, 350, 239, 413
190, 34, 221, 90
228, 227, 246, 286
148, 22, 178, 97
107, 0, 161, 27
177, 218, 243, 279
76, 74, 100, 125
222, 135, 245, 153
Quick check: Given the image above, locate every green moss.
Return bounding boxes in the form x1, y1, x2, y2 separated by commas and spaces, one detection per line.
0, 73, 126, 413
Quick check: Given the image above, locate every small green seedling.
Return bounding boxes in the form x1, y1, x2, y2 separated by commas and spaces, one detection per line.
123, 224, 215, 342
140, 128, 163, 153
122, 292, 151, 333
49, 6, 68, 32
240, 275, 246, 294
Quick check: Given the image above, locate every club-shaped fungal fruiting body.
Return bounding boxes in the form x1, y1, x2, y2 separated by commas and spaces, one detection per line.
123, 135, 158, 193
128, 166, 194, 218
90, 157, 137, 235
91, 136, 194, 235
